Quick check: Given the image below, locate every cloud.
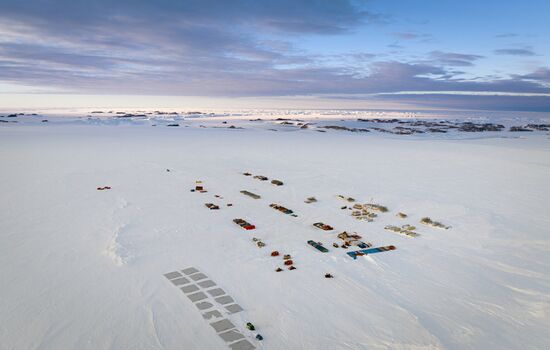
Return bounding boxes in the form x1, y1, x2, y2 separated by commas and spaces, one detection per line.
517, 68, 550, 83
429, 51, 484, 67
494, 33, 518, 38
0, 1, 548, 111
392, 32, 431, 41
373, 93, 550, 112
494, 48, 536, 56
0, 0, 377, 35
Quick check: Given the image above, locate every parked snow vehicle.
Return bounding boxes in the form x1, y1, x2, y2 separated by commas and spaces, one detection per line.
347, 245, 396, 259
233, 218, 256, 230
246, 322, 255, 331
204, 203, 219, 210
271, 179, 283, 186
308, 240, 329, 252
313, 222, 334, 231
253, 175, 268, 181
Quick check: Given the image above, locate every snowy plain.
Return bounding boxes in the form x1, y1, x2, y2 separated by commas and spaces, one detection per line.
1, 110, 549, 350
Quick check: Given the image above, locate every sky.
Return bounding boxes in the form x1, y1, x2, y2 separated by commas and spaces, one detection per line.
0, 0, 549, 111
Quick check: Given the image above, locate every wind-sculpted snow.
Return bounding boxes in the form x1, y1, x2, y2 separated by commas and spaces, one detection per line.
105, 224, 133, 266
0, 114, 549, 349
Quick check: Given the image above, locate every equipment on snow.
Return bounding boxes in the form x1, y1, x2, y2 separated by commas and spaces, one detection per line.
347, 245, 396, 259
313, 222, 334, 231
240, 190, 261, 199
308, 240, 329, 253
233, 218, 256, 230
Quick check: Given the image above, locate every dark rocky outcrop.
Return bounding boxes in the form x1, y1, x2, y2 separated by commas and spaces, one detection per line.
320, 125, 370, 133
509, 126, 533, 132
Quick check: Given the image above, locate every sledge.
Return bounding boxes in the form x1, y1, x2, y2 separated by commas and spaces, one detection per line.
336, 195, 355, 203
307, 240, 329, 253
271, 179, 283, 186
205, 203, 219, 210
384, 225, 419, 237
337, 231, 370, 246
269, 203, 295, 215
240, 190, 261, 199
420, 217, 450, 229
347, 245, 396, 260
363, 203, 389, 212
253, 175, 268, 181
233, 218, 256, 230
313, 222, 333, 231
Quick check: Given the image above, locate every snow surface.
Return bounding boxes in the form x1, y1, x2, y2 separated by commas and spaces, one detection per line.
1, 112, 550, 350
